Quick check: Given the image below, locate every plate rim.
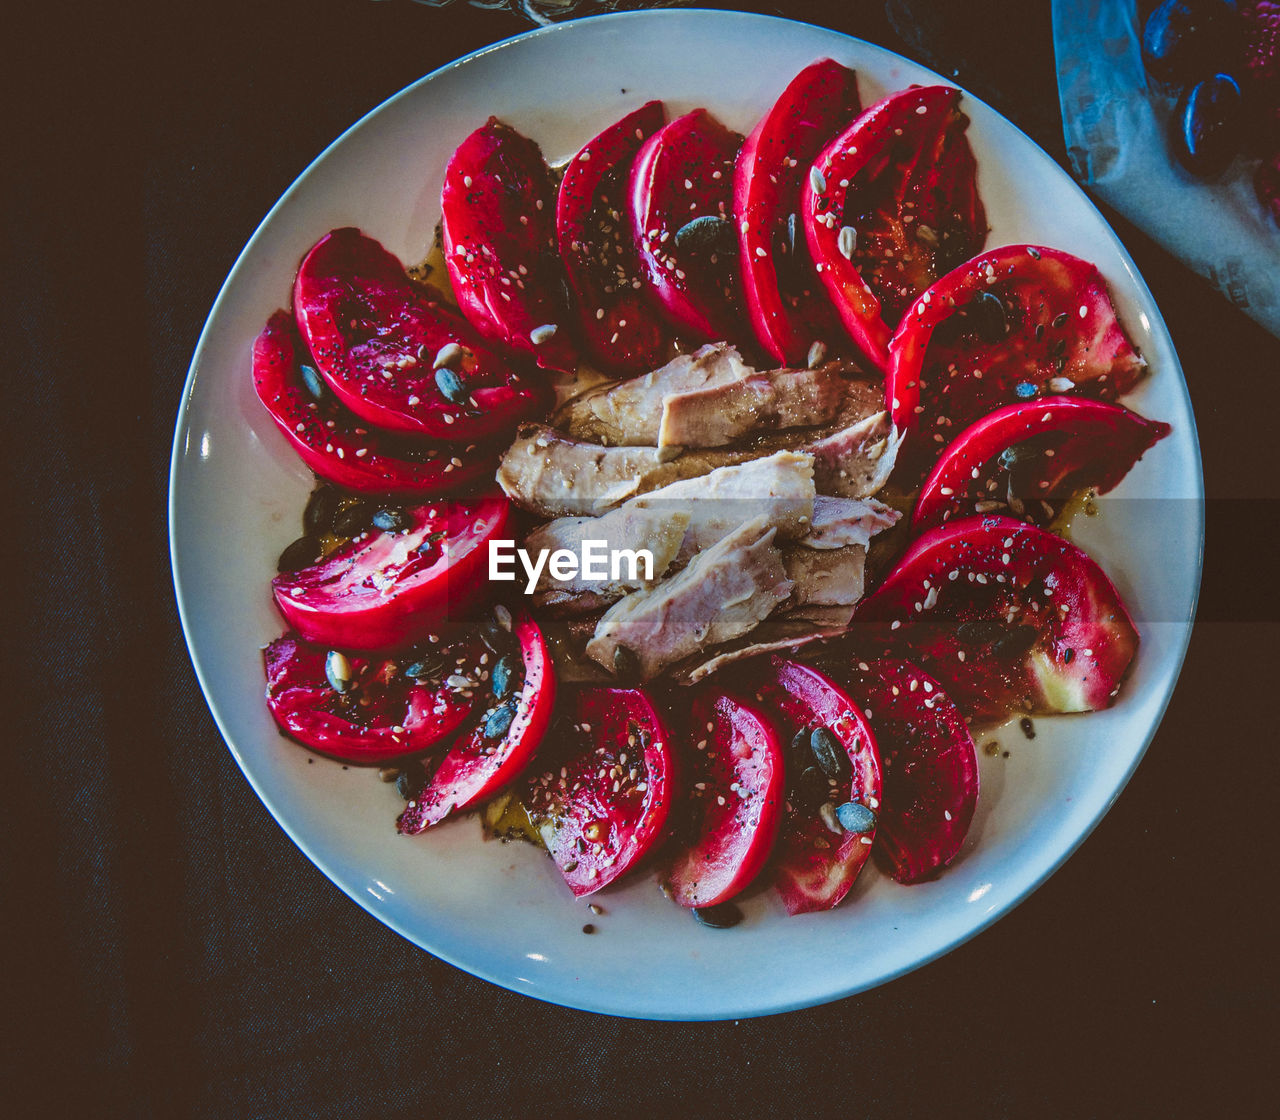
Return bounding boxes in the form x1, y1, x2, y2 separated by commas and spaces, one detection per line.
168, 7, 1205, 1020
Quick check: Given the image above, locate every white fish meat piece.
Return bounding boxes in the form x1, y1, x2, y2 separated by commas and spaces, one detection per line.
806, 413, 903, 498
524, 506, 691, 610
553, 343, 750, 445
802, 495, 901, 550
658, 360, 880, 449
585, 519, 791, 681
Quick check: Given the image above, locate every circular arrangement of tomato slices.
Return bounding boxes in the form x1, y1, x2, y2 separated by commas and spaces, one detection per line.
246, 58, 1171, 926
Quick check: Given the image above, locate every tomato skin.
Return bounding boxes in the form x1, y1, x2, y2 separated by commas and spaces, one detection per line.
271, 497, 509, 652
740, 657, 882, 915
853, 515, 1140, 720
292, 228, 548, 442
629, 108, 746, 342
556, 101, 674, 376
802, 85, 987, 372
252, 311, 496, 496
399, 610, 556, 829
885, 244, 1147, 477
840, 659, 978, 884
442, 118, 579, 373
664, 691, 785, 908
912, 396, 1172, 533
264, 635, 477, 765
523, 687, 677, 897
735, 58, 863, 366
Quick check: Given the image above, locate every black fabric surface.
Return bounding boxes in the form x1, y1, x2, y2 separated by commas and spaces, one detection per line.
7, 1, 1275, 1115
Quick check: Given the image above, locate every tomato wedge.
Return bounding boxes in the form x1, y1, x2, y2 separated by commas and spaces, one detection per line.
802, 85, 987, 371
740, 657, 882, 915
735, 58, 863, 366
664, 691, 785, 908
271, 497, 509, 651
557, 101, 674, 375
264, 631, 483, 764
522, 687, 677, 897
912, 397, 1172, 532
252, 311, 496, 496
630, 108, 746, 342
293, 228, 547, 442
398, 609, 556, 830
886, 244, 1148, 478
442, 118, 579, 373
841, 659, 978, 884
852, 515, 1140, 721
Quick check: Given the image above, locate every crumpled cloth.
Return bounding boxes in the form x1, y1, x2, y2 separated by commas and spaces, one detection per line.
1053, 0, 1280, 337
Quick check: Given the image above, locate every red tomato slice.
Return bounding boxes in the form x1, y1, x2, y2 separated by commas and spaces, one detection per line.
292, 228, 548, 442
271, 497, 509, 651
886, 244, 1148, 479
664, 691, 785, 908
252, 311, 496, 496
740, 657, 882, 915
398, 609, 556, 829
735, 58, 863, 366
842, 658, 978, 884
912, 396, 1172, 533
263, 632, 483, 764
853, 515, 1140, 721
556, 101, 674, 376
522, 687, 677, 897
442, 118, 579, 373
629, 108, 746, 342
802, 86, 987, 372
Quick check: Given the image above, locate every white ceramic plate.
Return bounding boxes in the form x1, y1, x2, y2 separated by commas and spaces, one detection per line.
170, 10, 1203, 1020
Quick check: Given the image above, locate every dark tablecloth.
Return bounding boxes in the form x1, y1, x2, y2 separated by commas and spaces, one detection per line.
8, 1, 1275, 1115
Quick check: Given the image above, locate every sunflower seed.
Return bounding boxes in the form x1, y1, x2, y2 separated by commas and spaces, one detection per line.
325, 650, 353, 693
809, 165, 827, 195
432, 342, 464, 370
529, 323, 559, 346
838, 225, 858, 260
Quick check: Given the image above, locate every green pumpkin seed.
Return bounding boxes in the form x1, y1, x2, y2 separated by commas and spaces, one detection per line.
491, 654, 518, 700
993, 626, 1039, 659
956, 618, 1006, 645
434, 366, 469, 404
416, 530, 446, 555
395, 770, 418, 800
810, 726, 848, 780
483, 702, 517, 740
276, 535, 322, 573
970, 291, 1008, 344
332, 503, 372, 538
692, 901, 743, 929
673, 215, 734, 254
835, 801, 876, 833
371, 507, 410, 532
303, 487, 340, 536
298, 363, 329, 402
